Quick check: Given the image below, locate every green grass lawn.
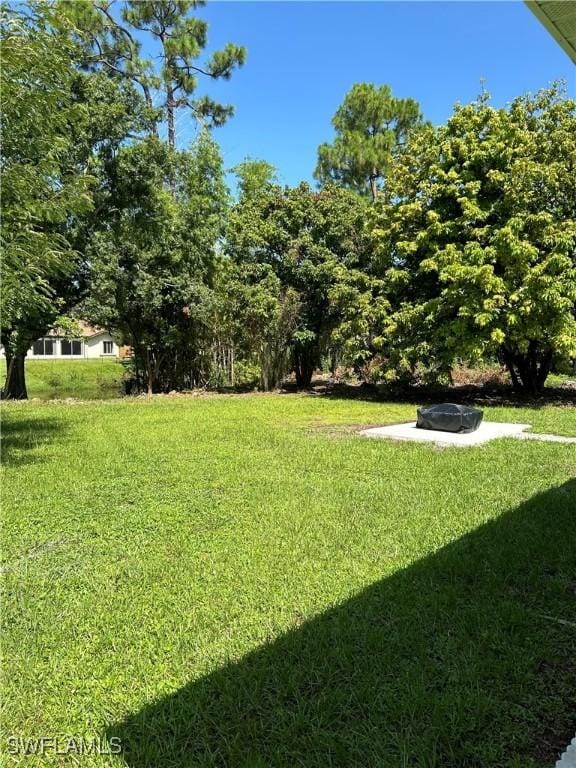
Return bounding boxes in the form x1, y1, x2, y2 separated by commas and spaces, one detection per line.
1, 394, 575, 767
0, 359, 125, 400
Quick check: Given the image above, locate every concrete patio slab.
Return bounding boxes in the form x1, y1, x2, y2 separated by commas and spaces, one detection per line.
515, 431, 576, 444
360, 421, 532, 447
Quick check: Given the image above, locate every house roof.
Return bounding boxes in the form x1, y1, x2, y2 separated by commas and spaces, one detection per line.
74, 320, 107, 338
526, 1, 576, 63
47, 320, 111, 339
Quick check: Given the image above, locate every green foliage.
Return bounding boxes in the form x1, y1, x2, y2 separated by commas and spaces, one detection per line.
315, 83, 423, 200
213, 261, 301, 390
369, 84, 576, 392
57, 0, 245, 145
121, 0, 245, 145
43, 0, 246, 396
4, 1, 575, 401
0, 8, 92, 349
56, 0, 161, 133
0, 6, 100, 399
231, 158, 278, 202
227, 181, 374, 387
83, 131, 229, 393
1, 4, 151, 398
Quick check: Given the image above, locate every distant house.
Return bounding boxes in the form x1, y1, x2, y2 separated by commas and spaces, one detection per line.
1, 321, 128, 360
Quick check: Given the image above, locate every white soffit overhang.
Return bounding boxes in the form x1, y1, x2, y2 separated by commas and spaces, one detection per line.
526, 1, 576, 64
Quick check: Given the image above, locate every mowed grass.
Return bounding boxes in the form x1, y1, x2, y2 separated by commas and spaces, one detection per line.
0, 360, 125, 400
1, 394, 575, 767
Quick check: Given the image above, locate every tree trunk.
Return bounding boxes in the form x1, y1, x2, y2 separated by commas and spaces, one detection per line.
259, 344, 270, 391
144, 347, 153, 398
2, 352, 28, 400
369, 168, 379, 202
167, 85, 176, 149
166, 85, 177, 196
167, 104, 175, 149
293, 346, 315, 389
330, 350, 339, 381
142, 83, 159, 138
160, 28, 176, 151
502, 344, 552, 395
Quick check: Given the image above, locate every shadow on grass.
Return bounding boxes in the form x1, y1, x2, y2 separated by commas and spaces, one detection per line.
0, 414, 68, 467
110, 481, 576, 768
307, 381, 576, 410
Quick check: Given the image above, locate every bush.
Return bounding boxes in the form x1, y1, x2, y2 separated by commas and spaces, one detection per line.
450, 363, 509, 388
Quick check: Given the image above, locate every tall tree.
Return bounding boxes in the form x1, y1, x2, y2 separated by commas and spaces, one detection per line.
122, 0, 245, 147
315, 83, 423, 201
58, 1, 246, 147
227, 182, 372, 388
83, 132, 229, 394
0, 7, 93, 398
203, 159, 284, 390
1, 4, 149, 399
369, 84, 576, 393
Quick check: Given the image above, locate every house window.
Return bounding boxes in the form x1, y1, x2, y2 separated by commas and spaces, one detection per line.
61, 339, 82, 356
32, 338, 54, 355
103, 341, 114, 355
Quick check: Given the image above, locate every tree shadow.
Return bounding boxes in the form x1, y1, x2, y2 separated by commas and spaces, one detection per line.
315, 382, 576, 410
246, 377, 576, 410
0, 414, 68, 467
110, 481, 576, 768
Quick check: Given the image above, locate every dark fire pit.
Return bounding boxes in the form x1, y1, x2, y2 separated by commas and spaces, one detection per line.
416, 403, 483, 434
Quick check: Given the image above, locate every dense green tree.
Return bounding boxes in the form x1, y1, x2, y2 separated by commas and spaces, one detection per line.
227, 182, 373, 387
83, 132, 229, 393
207, 159, 298, 391
369, 84, 576, 393
315, 83, 422, 201
231, 158, 278, 202
1, 4, 153, 399
211, 262, 300, 390
1, 7, 93, 398
3, 0, 245, 398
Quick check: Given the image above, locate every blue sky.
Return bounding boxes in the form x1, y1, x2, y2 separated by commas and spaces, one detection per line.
146, 1, 575, 186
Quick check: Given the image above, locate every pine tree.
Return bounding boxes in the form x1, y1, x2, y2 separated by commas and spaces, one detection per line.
122, 0, 245, 147
315, 83, 422, 201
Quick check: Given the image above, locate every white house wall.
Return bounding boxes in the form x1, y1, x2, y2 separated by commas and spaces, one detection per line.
85, 335, 117, 359
0, 334, 119, 359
